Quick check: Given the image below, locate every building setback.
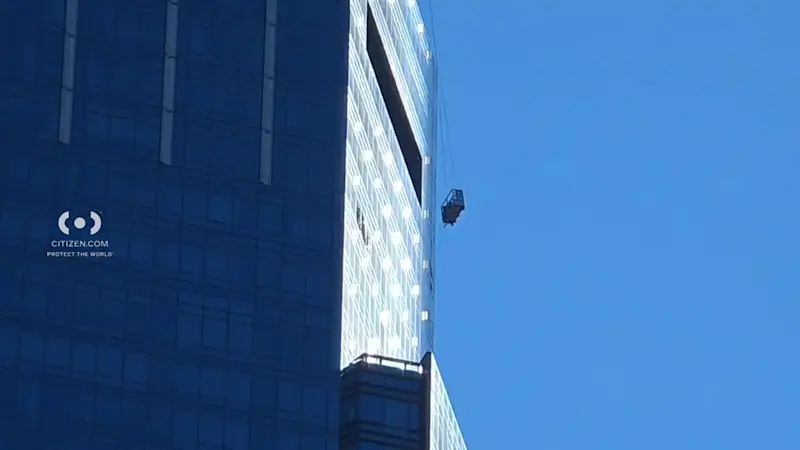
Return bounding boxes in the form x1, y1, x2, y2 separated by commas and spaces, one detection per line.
340, 353, 467, 450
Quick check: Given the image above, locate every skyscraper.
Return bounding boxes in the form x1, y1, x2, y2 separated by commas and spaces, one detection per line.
338, 1, 467, 448
339, 353, 467, 450
341, 0, 436, 369
0, 0, 465, 448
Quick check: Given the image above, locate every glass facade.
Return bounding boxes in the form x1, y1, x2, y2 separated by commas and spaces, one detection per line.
339, 354, 425, 449
425, 354, 468, 450
0, 0, 349, 449
341, 0, 438, 368
337, 353, 467, 450
338, 0, 468, 446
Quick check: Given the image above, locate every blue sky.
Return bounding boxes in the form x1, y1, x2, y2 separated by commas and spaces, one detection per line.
425, 0, 799, 448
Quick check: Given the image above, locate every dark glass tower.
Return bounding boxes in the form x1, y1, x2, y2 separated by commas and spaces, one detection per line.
340, 354, 428, 449
0, 0, 349, 449
340, 352, 467, 450
339, 353, 466, 450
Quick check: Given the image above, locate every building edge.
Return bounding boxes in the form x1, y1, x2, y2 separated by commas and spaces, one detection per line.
423, 352, 468, 450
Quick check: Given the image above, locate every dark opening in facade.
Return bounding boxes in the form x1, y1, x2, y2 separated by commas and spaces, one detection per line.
366, 6, 424, 205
